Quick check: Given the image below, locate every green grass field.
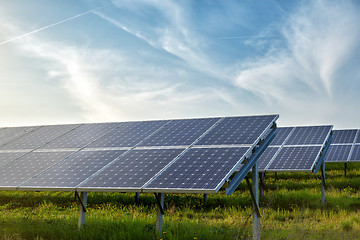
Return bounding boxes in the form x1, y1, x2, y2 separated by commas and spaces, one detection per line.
1, 163, 360, 240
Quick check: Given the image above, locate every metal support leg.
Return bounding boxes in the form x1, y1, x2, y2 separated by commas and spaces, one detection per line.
135, 192, 140, 203
77, 192, 87, 229
203, 194, 208, 202
321, 162, 326, 207
344, 163, 347, 177
252, 163, 260, 240
155, 193, 164, 235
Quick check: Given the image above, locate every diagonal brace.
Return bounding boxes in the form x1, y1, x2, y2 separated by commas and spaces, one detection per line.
246, 177, 261, 218
154, 193, 164, 214
75, 191, 87, 212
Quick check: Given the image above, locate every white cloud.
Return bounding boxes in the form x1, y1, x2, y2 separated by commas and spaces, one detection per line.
234, 0, 360, 127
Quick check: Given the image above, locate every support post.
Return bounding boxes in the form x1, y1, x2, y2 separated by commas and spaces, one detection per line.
321, 162, 326, 208
259, 172, 265, 198
203, 194, 208, 202
135, 192, 140, 203
155, 193, 164, 235
77, 192, 87, 229
252, 163, 260, 240
344, 163, 347, 177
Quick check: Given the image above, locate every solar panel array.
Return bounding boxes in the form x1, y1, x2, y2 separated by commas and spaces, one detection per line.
257, 125, 333, 172
0, 115, 278, 193
324, 129, 360, 162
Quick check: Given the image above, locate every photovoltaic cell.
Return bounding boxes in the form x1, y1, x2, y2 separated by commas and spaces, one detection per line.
257, 147, 280, 171
87, 120, 168, 148
196, 115, 277, 145
20, 150, 126, 189
138, 118, 220, 146
349, 145, 360, 162
0, 151, 30, 167
331, 130, 357, 144
145, 147, 250, 191
0, 125, 79, 150
0, 126, 39, 147
270, 127, 293, 146
0, 151, 74, 188
356, 132, 360, 143
78, 148, 184, 190
324, 145, 352, 162
267, 146, 322, 171
41, 123, 120, 149
285, 126, 332, 145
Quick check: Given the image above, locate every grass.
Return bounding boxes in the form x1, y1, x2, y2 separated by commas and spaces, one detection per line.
0, 163, 360, 239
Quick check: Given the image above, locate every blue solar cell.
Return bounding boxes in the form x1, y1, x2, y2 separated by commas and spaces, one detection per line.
270, 127, 294, 146
87, 121, 168, 148
285, 126, 332, 145
257, 147, 280, 171
196, 115, 277, 145
78, 148, 184, 190
0, 126, 39, 147
332, 130, 357, 144
267, 146, 322, 171
42, 123, 120, 149
0, 151, 74, 188
324, 145, 352, 162
20, 150, 126, 189
349, 145, 360, 161
0, 125, 79, 150
145, 147, 250, 191
138, 118, 220, 146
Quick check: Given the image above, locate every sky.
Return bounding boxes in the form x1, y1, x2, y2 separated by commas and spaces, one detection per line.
0, 0, 360, 129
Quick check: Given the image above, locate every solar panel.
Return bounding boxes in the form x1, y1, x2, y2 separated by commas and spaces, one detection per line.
0, 114, 279, 194
0, 151, 74, 189
78, 148, 185, 191
0, 124, 80, 150
257, 147, 280, 171
0, 151, 30, 167
0, 126, 39, 147
138, 118, 220, 147
87, 120, 168, 148
20, 150, 126, 190
285, 126, 332, 145
266, 146, 322, 171
144, 147, 250, 192
349, 145, 360, 162
324, 145, 352, 162
196, 115, 277, 146
41, 123, 120, 149
331, 130, 357, 144
270, 127, 293, 146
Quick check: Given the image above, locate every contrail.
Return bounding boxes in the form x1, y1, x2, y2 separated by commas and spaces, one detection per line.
0, 5, 109, 46
218, 35, 280, 40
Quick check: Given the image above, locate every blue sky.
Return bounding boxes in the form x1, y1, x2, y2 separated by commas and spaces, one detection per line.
1, 0, 360, 128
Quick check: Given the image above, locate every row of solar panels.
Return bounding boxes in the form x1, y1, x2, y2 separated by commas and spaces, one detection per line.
0, 115, 277, 193
324, 129, 360, 162
1, 114, 351, 194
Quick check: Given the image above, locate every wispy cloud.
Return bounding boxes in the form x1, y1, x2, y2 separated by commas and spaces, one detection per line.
234, 0, 360, 126
0, 9, 229, 122
96, 0, 231, 81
